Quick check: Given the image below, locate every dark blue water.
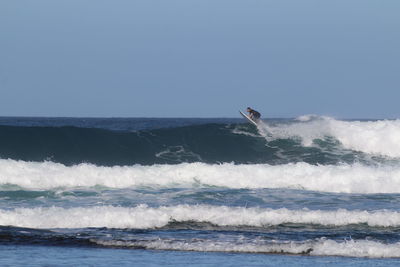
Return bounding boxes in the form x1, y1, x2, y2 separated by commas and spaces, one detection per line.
2, 245, 399, 267
1, 116, 400, 265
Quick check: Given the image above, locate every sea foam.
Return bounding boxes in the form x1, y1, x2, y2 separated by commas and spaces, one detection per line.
93, 238, 400, 258
1, 205, 400, 229
1, 159, 400, 193
259, 116, 400, 157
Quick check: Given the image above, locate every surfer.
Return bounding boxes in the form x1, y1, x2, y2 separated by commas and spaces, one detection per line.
247, 107, 261, 121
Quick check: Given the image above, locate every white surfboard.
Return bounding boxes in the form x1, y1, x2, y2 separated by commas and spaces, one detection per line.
239, 110, 258, 126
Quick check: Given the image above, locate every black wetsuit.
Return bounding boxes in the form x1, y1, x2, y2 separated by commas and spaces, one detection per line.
249, 110, 261, 119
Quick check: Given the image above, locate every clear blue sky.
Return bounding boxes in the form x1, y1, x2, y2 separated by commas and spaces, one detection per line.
1, 0, 399, 118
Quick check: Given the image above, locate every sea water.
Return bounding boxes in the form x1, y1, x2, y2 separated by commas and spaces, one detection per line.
0, 116, 400, 266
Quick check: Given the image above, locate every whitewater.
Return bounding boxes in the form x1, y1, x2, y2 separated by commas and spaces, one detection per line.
1, 116, 400, 262
259, 115, 400, 158
2, 205, 400, 228
94, 239, 400, 258
2, 159, 400, 194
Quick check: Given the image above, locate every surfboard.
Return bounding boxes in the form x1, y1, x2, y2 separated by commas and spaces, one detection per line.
239, 110, 258, 126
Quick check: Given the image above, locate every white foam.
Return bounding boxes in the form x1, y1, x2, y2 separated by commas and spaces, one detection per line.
329, 119, 400, 158
1, 205, 400, 229
2, 159, 400, 193
261, 117, 400, 157
94, 238, 400, 258
295, 114, 322, 122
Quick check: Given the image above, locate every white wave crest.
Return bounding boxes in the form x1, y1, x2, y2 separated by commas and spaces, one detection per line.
259, 117, 400, 157
1, 205, 400, 229
295, 114, 323, 122
2, 159, 400, 193
94, 238, 400, 258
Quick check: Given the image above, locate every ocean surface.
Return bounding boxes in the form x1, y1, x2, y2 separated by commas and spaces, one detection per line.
1, 116, 400, 266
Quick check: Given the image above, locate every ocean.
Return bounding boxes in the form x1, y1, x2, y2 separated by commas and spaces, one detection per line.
1, 116, 400, 266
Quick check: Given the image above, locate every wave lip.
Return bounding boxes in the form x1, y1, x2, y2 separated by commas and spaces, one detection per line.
1, 205, 400, 229
263, 117, 400, 157
93, 238, 400, 258
2, 159, 400, 194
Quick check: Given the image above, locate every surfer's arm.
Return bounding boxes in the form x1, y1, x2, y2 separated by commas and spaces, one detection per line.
248, 111, 256, 120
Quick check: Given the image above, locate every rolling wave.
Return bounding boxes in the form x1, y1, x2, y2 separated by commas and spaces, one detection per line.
2, 159, 400, 193
0, 124, 274, 165
1, 205, 400, 229
259, 116, 400, 157
1, 225, 398, 258
94, 238, 400, 258
1, 117, 400, 166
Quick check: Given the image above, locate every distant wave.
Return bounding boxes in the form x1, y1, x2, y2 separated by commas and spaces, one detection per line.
1, 205, 400, 229
2, 159, 400, 193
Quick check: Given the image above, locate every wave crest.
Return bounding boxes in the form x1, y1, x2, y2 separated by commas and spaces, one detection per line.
94, 238, 400, 258
1, 205, 400, 229
2, 160, 400, 193
260, 117, 400, 157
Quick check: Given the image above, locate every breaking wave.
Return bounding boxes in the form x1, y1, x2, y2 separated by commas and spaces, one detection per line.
94, 238, 400, 258
260, 116, 400, 157
1, 205, 400, 229
1, 117, 400, 166
2, 159, 400, 193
